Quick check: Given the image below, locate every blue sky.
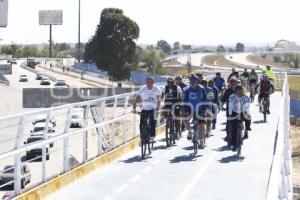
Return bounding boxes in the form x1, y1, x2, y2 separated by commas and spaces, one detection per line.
0, 0, 299, 46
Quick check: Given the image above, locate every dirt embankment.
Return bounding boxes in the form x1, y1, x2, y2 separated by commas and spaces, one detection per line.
291, 125, 300, 199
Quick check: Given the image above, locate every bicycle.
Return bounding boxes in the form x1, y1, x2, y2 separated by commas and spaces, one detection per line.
249, 83, 256, 102
137, 112, 154, 159
260, 94, 270, 123
235, 121, 244, 158
191, 117, 200, 157
165, 111, 176, 147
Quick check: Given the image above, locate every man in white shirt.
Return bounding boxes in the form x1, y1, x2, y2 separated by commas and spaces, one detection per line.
133, 76, 162, 142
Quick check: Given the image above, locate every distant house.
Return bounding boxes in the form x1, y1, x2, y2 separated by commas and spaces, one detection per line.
273, 39, 300, 52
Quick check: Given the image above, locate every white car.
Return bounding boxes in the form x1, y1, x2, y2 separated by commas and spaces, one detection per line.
54, 80, 68, 88
19, 75, 28, 82
31, 122, 55, 134
70, 108, 84, 128
40, 77, 51, 85
32, 114, 56, 126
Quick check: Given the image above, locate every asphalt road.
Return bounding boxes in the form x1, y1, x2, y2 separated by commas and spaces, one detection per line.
46, 92, 282, 200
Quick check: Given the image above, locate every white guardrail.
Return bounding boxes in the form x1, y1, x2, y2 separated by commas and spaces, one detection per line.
0, 72, 289, 199
266, 72, 293, 200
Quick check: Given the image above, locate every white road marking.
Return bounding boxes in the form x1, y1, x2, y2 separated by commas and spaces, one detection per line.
129, 174, 142, 183
175, 152, 218, 200
142, 166, 152, 173
115, 184, 128, 194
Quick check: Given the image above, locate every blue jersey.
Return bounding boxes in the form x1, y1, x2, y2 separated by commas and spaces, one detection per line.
212, 86, 220, 105
213, 77, 225, 90
183, 85, 207, 114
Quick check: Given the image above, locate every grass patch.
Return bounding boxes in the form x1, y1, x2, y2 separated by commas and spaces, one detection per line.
202, 54, 233, 67
288, 76, 300, 90
247, 54, 288, 68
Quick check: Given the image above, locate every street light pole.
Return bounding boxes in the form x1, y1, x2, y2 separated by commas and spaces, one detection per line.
49, 24, 52, 58
77, 0, 81, 63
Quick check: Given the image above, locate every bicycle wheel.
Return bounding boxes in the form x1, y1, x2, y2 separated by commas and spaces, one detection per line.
263, 102, 267, 122
141, 142, 147, 159
166, 119, 171, 147
148, 142, 153, 155
236, 124, 242, 158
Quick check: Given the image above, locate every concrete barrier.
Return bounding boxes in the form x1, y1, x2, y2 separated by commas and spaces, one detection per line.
290, 115, 296, 125
296, 118, 300, 126
16, 124, 165, 200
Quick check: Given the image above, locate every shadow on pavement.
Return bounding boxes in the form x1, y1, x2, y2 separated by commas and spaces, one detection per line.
152, 145, 168, 151
182, 146, 193, 151
120, 155, 147, 163
218, 155, 245, 163
253, 120, 266, 124
212, 145, 229, 152
169, 154, 201, 163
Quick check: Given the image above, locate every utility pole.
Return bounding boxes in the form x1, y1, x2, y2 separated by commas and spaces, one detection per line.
49, 24, 52, 58
77, 0, 81, 63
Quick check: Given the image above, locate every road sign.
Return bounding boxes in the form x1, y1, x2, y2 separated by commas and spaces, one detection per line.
0, 0, 8, 27
39, 10, 63, 25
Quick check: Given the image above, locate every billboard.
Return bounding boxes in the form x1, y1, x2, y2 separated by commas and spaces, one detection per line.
39, 10, 63, 25
0, 0, 8, 27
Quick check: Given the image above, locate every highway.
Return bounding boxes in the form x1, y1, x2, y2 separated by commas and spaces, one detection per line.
177, 53, 213, 66
46, 92, 282, 200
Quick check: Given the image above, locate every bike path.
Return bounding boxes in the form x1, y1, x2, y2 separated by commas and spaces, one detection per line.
46, 92, 282, 200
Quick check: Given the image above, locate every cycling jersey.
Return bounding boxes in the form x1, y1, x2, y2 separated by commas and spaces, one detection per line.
138, 85, 161, 111
241, 72, 249, 78
213, 77, 225, 90
183, 85, 207, 114
256, 79, 273, 94
162, 85, 182, 106
248, 73, 258, 82
178, 82, 187, 92
260, 67, 275, 80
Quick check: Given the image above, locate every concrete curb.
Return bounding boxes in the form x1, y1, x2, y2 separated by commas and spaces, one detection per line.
16, 124, 166, 200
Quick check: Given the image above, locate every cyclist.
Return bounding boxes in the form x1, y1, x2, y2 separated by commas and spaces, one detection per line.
248, 69, 258, 102
213, 72, 226, 91
221, 78, 238, 143
241, 69, 249, 88
196, 71, 204, 82
175, 75, 187, 91
183, 74, 207, 149
208, 80, 220, 129
162, 77, 183, 139
260, 65, 275, 81
255, 74, 274, 114
200, 80, 214, 137
133, 76, 162, 143
227, 68, 239, 83
228, 85, 251, 151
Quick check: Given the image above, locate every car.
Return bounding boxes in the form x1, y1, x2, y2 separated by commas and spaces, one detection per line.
25, 136, 50, 161
36, 73, 43, 80
70, 108, 84, 128
0, 165, 31, 189
19, 75, 28, 82
31, 122, 55, 133
2, 191, 15, 200
40, 77, 51, 85
11, 59, 17, 65
32, 114, 56, 127
54, 80, 68, 88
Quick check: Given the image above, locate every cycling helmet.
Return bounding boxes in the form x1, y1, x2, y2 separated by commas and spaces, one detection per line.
232, 68, 236, 72
251, 69, 255, 73
175, 75, 182, 80
200, 80, 208, 86
146, 76, 155, 81
235, 85, 243, 92
167, 77, 175, 83
216, 72, 221, 76
189, 74, 199, 83
262, 73, 268, 78
266, 65, 271, 69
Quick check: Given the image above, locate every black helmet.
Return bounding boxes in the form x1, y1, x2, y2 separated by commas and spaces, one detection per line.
216, 72, 221, 76
200, 80, 208, 86
167, 77, 175, 83
235, 85, 243, 92
189, 74, 199, 82
175, 75, 182, 80
196, 71, 203, 77
146, 76, 155, 81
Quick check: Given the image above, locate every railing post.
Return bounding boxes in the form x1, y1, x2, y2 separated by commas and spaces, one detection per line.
14, 116, 26, 195
42, 110, 52, 183
63, 107, 72, 172
122, 95, 130, 144
98, 100, 105, 155
83, 104, 90, 162
111, 97, 118, 148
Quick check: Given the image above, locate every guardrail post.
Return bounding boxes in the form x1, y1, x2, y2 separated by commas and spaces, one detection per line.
63, 107, 72, 172
14, 116, 26, 195
98, 100, 105, 155
83, 104, 90, 162
42, 110, 52, 183
122, 96, 130, 144
111, 97, 118, 148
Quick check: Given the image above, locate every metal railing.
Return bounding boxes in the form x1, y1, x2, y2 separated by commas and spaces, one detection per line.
0, 74, 9, 86
266, 72, 293, 200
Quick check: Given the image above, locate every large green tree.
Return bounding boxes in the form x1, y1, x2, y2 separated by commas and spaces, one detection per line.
84, 8, 139, 81
235, 42, 245, 52
156, 40, 171, 54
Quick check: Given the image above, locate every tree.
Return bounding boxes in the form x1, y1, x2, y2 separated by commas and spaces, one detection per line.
156, 40, 171, 54
273, 55, 281, 63
173, 42, 181, 51
228, 48, 235, 52
294, 56, 299, 68
182, 45, 192, 50
216, 45, 226, 53
235, 42, 245, 52
84, 8, 139, 81
142, 48, 162, 75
